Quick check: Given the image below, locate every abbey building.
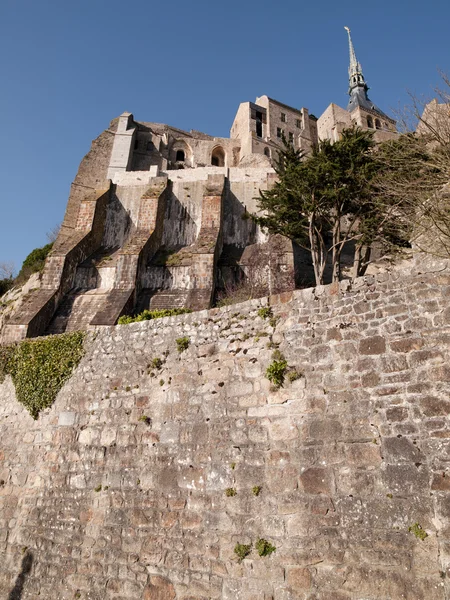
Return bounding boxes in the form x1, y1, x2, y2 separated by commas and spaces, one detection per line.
1, 29, 397, 342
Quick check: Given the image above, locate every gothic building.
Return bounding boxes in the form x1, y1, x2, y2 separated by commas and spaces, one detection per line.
1, 30, 397, 343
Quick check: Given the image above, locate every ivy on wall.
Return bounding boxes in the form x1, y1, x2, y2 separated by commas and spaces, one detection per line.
0, 331, 85, 419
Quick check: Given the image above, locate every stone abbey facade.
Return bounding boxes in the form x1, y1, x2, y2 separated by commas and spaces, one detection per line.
2, 29, 398, 342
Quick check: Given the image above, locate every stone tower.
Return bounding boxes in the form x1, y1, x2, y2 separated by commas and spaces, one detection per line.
318, 27, 397, 143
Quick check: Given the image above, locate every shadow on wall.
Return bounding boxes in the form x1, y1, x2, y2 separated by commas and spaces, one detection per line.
222, 189, 258, 247
8, 551, 33, 600
101, 189, 133, 250
163, 188, 198, 249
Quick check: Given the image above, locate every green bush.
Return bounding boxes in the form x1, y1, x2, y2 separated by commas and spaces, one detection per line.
118, 308, 191, 325
0, 331, 85, 419
17, 243, 53, 281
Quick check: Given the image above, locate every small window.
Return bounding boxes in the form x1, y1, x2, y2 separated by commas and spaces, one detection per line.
146, 141, 154, 151
367, 117, 373, 129
296, 118, 302, 128
277, 127, 283, 138
264, 147, 270, 158
288, 132, 294, 144
256, 110, 263, 138
281, 112, 286, 123
176, 150, 185, 162
375, 119, 381, 129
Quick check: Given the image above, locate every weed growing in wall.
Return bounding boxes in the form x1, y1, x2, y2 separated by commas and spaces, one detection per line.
255, 538, 276, 557
0, 331, 85, 419
258, 307, 272, 320
118, 308, 191, 325
265, 350, 288, 388
176, 337, 190, 353
409, 523, 428, 541
234, 543, 252, 562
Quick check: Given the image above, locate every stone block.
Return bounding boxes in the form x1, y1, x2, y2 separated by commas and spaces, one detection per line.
58, 411, 76, 426
359, 335, 386, 355
286, 566, 312, 591
299, 467, 334, 495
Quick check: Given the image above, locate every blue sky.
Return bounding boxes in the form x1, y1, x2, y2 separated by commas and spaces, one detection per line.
0, 0, 448, 271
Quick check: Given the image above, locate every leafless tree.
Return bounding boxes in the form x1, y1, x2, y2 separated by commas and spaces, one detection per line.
0, 261, 16, 280
377, 73, 450, 258
46, 223, 61, 244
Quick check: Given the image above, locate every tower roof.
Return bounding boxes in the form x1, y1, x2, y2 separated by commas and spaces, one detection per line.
344, 26, 392, 121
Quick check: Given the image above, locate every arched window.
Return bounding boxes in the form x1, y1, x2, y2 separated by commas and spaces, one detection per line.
176, 150, 185, 162
375, 119, 381, 129
211, 146, 225, 167
367, 117, 373, 129
264, 147, 270, 158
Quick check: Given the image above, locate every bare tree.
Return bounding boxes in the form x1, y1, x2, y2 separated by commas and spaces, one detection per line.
377, 73, 450, 258
0, 261, 16, 280
46, 223, 61, 244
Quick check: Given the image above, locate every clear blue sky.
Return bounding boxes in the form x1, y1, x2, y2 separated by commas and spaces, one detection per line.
0, 0, 448, 271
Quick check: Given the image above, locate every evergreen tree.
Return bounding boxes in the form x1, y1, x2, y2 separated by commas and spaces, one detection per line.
255, 128, 398, 284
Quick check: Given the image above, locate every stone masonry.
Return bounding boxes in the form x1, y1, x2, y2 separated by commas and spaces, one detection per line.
1, 269, 450, 599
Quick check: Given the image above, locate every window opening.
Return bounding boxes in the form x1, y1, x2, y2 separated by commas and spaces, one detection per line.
176, 150, 185, 162
211, 147, 225, 167
281, 112, 286, 123
256, 111, 263, 138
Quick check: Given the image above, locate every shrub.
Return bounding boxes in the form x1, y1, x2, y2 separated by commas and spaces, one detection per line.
255, 538, 276, 557
0, 278, 13, 297
252, 485, 262, 496
266, 352, 288, 388
234, 543, 252, 562
17, 243, 53, 282
0, 331, 85, 419
225, 487, 237, 497
176, 336, 190, 353
118, 308, 191, 325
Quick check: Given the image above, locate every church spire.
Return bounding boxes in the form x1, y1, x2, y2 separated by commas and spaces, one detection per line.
344, 26, 368, 96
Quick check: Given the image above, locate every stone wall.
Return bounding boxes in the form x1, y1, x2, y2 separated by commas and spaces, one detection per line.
1, 269, 450, 599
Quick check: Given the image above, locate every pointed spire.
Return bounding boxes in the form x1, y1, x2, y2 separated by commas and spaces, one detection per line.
344, 26, 359, 78
344, 26, 367, 96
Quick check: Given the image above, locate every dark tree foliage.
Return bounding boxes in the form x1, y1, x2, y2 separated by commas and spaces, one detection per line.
17, 243, 53, 282
255, 128, 407, 284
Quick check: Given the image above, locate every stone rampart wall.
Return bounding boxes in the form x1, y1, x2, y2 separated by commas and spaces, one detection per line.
1, 270, 450, 599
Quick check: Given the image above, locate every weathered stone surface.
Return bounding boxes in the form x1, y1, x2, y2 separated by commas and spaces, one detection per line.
0, 270, 449, 599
